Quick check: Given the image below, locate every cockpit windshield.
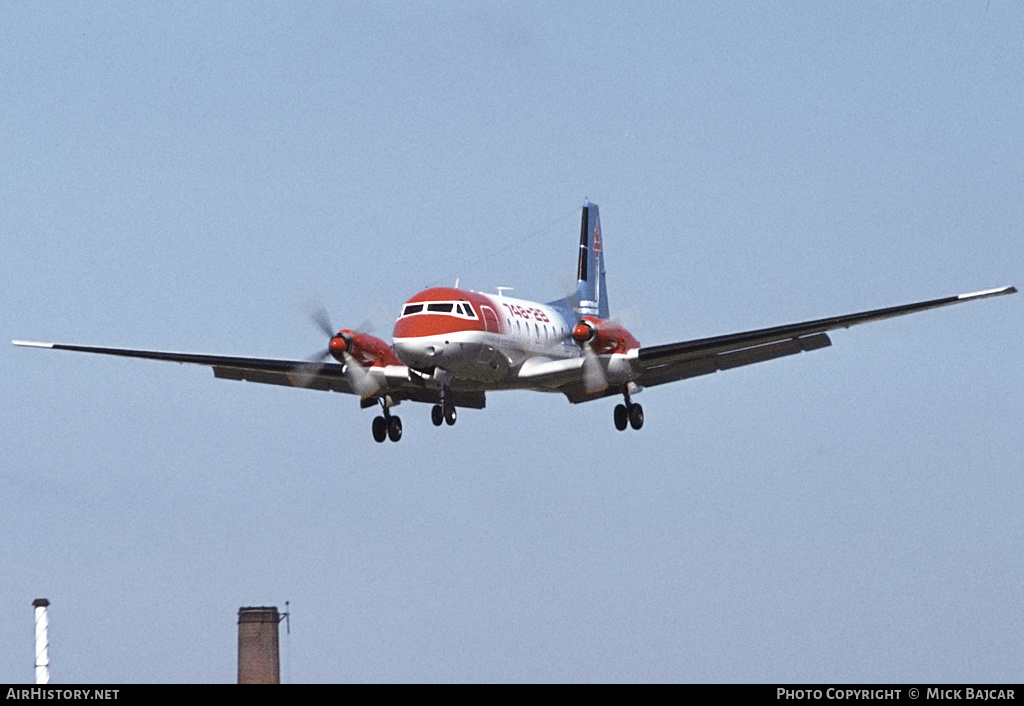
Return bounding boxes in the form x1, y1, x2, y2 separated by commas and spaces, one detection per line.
401, 301, 477, 319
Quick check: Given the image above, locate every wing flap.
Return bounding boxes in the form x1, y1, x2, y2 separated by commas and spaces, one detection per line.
639, 333, 831, 387
212, 365, 353, 393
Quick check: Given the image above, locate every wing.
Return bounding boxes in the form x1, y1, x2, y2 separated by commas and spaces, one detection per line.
10, 340, 488, 408
637, 285, 1016, 386
11, 340, 363, 390
559, 286, 1016, 402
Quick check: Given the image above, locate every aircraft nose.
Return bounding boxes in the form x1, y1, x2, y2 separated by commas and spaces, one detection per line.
393, 340, 442, 368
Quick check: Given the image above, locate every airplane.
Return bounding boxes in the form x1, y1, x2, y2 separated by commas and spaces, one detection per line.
13, 201, 1016, 443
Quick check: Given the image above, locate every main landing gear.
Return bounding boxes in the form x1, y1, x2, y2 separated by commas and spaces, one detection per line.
372, 400, 402, 443
431, 403, 457, 426
613, 387, 643, 431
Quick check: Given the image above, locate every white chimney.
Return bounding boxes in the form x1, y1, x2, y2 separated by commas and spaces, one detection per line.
33, 599, 50, 685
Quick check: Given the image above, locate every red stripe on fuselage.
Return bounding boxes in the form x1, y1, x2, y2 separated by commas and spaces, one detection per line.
392, 287, 503, 339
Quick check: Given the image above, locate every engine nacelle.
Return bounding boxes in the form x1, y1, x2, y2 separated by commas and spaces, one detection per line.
571, 316, 640, 355
329, 329, 402, 367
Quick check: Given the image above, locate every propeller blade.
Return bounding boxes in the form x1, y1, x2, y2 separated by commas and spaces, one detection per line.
342, 351, 381, 399
610, 305, 643, 332
582, 343, 608, 394
291, 347, 331, 387
302, 297, 336, 339
353, 302, 394, 336
310, 307, 335, 339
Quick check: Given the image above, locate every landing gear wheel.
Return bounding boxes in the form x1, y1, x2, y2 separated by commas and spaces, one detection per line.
431, 404, 443, 427
444, 404, 457, 426
372, 416, 387, 443
628, 403, 644, 430
387, 415, 403, 442
614, 404, 628, 431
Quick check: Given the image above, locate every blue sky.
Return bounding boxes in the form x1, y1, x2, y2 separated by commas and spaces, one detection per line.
2, 2, 1021, 683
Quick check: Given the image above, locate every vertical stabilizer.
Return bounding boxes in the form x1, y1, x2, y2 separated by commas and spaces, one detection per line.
575, 201, 609, 318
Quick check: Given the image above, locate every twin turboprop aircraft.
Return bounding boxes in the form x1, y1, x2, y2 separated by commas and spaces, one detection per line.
14, 202, 1016, 443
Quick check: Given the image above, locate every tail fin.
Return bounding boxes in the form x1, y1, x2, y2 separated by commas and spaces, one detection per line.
575, 200, 609, 318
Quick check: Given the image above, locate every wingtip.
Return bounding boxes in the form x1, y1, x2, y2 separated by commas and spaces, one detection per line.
957, 286, 1017, 301
12, 340, 54, 348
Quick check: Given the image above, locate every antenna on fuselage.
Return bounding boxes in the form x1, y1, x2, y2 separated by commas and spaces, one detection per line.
496, 287, 514, 297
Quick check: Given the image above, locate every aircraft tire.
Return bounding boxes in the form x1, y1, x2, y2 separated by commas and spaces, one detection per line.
372, 416, 387, 443
614, 404, 628, 431
628, 403, 644, 430
387, 415, 403, 442
431, 404, 443, 426
444, 404, 457, 426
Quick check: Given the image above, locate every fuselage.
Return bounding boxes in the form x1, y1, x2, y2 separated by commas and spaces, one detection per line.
392, 287, 582, 386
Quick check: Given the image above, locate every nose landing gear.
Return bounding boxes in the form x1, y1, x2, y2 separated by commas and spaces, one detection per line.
431, 371, 458, 427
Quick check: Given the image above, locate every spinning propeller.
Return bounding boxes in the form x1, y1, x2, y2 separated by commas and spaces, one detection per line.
572, 319, 609, 394
293, 303, 381, 398
570, 313, 642, 395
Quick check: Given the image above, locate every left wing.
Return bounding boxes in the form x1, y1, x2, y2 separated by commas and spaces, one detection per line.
559, 286, 1016, 402
11, 339, 493, 408
11, 340, 364, 392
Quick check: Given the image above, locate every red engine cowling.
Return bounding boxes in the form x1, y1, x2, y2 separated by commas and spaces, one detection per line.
571, 317, 640, 354
329, 330, 402, 367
